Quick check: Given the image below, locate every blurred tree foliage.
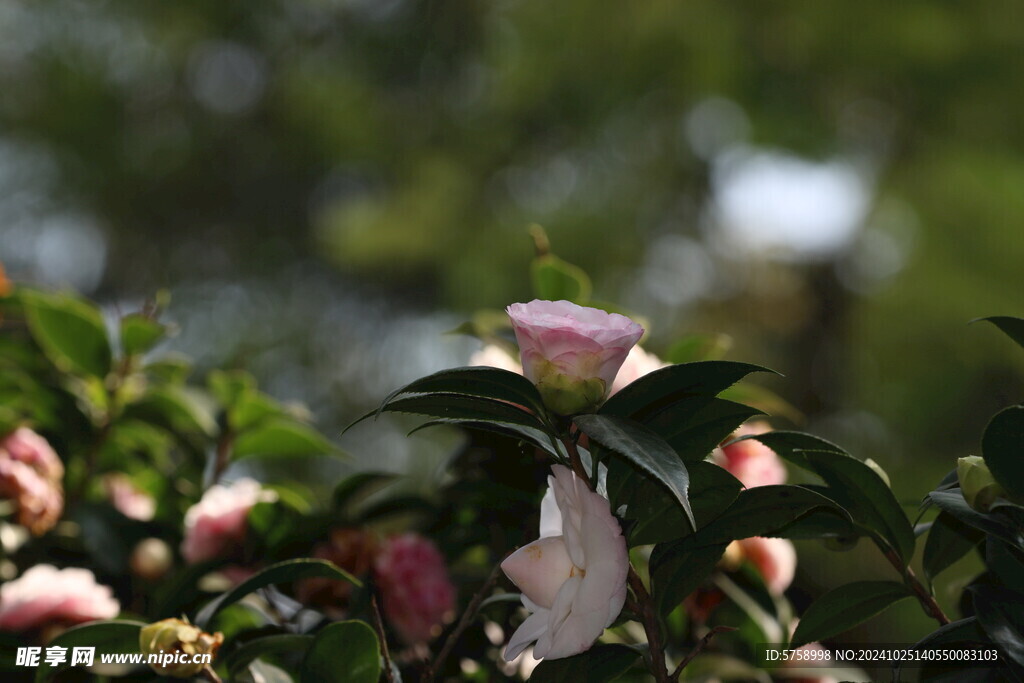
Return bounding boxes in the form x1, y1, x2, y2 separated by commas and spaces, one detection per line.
1, 0, 1023, 470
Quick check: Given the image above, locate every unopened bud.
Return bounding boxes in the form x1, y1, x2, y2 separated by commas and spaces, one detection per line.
957, 456, 1005, 512
139, 618, 223, 678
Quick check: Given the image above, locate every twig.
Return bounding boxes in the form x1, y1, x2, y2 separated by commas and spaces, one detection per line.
421, 561, 504, 682
669, 625, 736, 681
199, 664, 223, 683
370, 590, 397, 683
627, 566, 671, 683
883, 549, 950, 626
563, 434, 592, 487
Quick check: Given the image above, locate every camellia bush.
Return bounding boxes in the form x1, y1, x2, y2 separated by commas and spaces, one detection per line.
0, 249, 1022, 682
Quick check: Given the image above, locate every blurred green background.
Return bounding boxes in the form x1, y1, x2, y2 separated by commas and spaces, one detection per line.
2, 0, 1023, 653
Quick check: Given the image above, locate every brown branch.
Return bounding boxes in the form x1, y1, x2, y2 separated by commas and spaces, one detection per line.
627, 566, 671, 683
670, 625, 736, 681
562, 434, 593, 488
421, 561, 504, 683
884, 549, 950, 626
199, 664, 223, 683
370, 590, 397, 683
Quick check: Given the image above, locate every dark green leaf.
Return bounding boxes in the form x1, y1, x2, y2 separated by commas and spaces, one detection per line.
376, 366, 548, 422
225, 634, 313, 678
929, 490, 1022, 547
975, 316, 1024, 351
407, 419, 563, 458
904, 617, 990, 682
649, 543, 728, 616
982, 405, 1024, 501
531, 253, 593, 303
970, 585, 1024, 670
35, 620, 145, 682
642, 398, 762, 463
20, 289, 112, 378
791, 581, 914, 647
358, 393, 548, 435
607, 460, 742, 546
695, 485, 849, 546
986, 539, 1024, 594
194, 559, 360, 629
233, 419, 337, 458
924, 512, 983, 582
600, 361, 775, 421
301, 621, 381, 683
120, 313, 166, 356
747, 432, 916, 562
333, 472, 397, 512
574, 413, 695, 529
529, 643, 640, 683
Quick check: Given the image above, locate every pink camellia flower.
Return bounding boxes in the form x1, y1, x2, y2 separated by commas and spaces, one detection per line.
104, 474, 156, 522
735, 536, 797, 595
374, 533, 455, 644
713, 421, 787, 489
0, 565, 119, 633
609, 345, 667, 396
506, 300, 644, 415
501, 465, 629, 661
0, 428, 64, 535
181, 478, 277, 564
469, 344, 523, 374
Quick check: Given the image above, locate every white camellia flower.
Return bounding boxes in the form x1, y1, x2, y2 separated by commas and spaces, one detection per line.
500, 465, 628, 661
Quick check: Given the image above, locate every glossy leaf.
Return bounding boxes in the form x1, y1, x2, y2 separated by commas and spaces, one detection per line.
694, 485, 849, 546
928, 490, 1022, 547
194, 559, 360, 629
975, 316, 1024, 351
924, 512, 982, 582
407, 419, 563, 458
301, 621, 381, 683
791, 581, 914, 647
746, 432, 916, 562
376, 366, 548, 421
120, 313, 166, 356
233, 419, 337, 458
970, 585, 1024, 670
600, 361, 774, 421
986, 539, 1024, 594
225, 634, 313, 678
981, 405, 1024, 501
529, 643, 641, 682
20, 289, 112, 378
35, 620, 145, 682
357, 393, 549, 435
649, 542, 729, 616
642, 397, 762, 463
574, 413, 695, 529
607, 460, 742, 546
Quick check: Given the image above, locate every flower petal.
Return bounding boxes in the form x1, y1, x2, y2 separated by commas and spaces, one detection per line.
501, 536, 574, 609
504, 607, 550, 661
532, 575, 581, 660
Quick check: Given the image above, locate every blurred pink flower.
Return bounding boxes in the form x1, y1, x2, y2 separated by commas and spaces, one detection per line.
506, 300, 643, 415
736, 536, 797, 595
0, 428, 64, 535
0, 565, 119, 633
713, 421, 787, 489
609, 345, 667, 396
181, 478, 276, 564
104, 474, 156, 522
501, 465, 628, 661
469, 345, 523, 374
374, 533, 455, 644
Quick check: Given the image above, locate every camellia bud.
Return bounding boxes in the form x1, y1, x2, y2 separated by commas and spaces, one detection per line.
130, 538, 173, 581
957, 456, 1006, 512
139, 618, 223, 678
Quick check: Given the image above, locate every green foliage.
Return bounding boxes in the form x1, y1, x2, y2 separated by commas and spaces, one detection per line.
119, 313, 167, 356
574, 413, 696, 529
529, 643, 641, 682
981, 405, 1024, 501
19, 289, 112, 378
195, 559, 360, 629
301, 621, 381, 683
35, 621, 145, 682
790, 581, 914, 647
224, 634, 313, 679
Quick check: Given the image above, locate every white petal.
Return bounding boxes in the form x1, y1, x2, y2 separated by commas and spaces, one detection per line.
542, 575, 608, 660
533, 575, 580, 660
500, 536, 574, 609
504, 608, 549, 662
538, 485, 562, 538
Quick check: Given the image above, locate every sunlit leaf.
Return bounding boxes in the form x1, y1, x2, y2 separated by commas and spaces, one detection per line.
20, 289, 111, 378
301, 621, 380, 683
